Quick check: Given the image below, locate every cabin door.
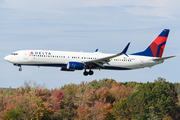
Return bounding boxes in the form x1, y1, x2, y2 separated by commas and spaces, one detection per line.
24, 53, 28, 60
140, 58, 144, 66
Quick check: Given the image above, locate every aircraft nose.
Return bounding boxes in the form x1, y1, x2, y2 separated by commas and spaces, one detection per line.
4, 56, 8, 61
4, 55, 10, 62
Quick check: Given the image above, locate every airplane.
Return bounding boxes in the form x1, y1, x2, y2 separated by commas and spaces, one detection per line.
4, 29, 175, 76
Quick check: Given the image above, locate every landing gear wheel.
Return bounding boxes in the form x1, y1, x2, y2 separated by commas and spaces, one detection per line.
89, 70, 94, 75
19, 68, 22, 71
83, 71, 88, 76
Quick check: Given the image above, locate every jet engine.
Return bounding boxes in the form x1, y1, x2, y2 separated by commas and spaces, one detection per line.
59, 67, 75, 71
67, 62, 84, 70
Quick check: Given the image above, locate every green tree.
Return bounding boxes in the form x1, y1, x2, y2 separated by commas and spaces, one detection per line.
90, 79, 111, 90
128, 77, 176, 119
3, 107, 25, 120
58, 84, 79, 119
112, 99, 131, 120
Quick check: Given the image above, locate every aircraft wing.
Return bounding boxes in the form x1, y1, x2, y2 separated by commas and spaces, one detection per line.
153, 55, 176, 61
84, 43, 130, 67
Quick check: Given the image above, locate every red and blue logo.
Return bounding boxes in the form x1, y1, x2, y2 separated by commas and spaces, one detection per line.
149, 29, 169, 57
29, 51, 51, 55
30, 52, 33, 55
132, 29, 169, 58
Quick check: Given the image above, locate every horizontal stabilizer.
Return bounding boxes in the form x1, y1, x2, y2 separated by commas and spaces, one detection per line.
153, 55, 176, 61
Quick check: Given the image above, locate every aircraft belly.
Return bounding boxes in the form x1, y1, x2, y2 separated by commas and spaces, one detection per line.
102, 66, 131, 70
17, 58, 67, 67
107, 60, 141, 70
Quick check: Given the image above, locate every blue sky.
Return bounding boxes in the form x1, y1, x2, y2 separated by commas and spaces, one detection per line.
0, 0, 179, 89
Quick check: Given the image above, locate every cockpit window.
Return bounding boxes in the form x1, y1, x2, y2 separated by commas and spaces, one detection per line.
11, 53, 18, 55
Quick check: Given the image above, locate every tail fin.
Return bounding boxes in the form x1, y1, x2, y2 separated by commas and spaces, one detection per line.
132, 29, 170, 58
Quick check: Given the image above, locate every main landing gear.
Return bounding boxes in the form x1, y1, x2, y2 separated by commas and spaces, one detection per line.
19, 67, 22, 71
83, 70, 94, 76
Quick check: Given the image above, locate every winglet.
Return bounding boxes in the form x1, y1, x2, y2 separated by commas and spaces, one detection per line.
122, 42, 130, 54
95, 49, 98, 52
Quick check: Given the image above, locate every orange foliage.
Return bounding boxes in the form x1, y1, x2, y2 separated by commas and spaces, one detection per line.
48, 90, 64, 111
96, 87, 112, 103
1, 88, 64, 119
76, 88, 96, 107
77, 104, 90, 120
162, 114, 173, 120
104, 103, 112, 115
1, 78, 177, 119
110, 85, 133, 101
34, 89, 50, 102
77, 101, 105, 120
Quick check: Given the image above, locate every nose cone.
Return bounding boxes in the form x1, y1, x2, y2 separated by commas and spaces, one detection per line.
4, 56, 8, 61
4, 55, 11, 62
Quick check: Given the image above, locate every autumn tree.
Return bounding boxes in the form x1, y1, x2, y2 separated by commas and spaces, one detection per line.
2, 93, 53, 120
110, 84, 133, 101
0, 78, 179, 120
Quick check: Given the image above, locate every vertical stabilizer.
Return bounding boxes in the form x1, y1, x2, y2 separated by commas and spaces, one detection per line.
132, 29, 169, 58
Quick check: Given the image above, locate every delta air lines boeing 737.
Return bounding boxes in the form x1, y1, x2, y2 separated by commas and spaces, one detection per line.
4, 29, 175, 76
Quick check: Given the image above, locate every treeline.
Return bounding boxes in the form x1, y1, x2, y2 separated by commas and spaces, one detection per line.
0, 77, 180, 120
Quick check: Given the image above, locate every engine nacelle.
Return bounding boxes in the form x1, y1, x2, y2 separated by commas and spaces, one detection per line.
60, 67, 75, 71
67, 62, 84, 70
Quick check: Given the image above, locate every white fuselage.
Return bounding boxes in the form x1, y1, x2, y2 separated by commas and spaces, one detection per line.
4, 29, 173, 76
4, 50, 163, 70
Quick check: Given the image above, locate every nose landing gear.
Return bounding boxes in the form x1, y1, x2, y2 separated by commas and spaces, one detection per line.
13, 64, 22, 71
83, 69, 94, 76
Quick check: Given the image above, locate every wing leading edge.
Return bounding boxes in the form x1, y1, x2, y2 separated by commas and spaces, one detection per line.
84, 43, 130, 67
